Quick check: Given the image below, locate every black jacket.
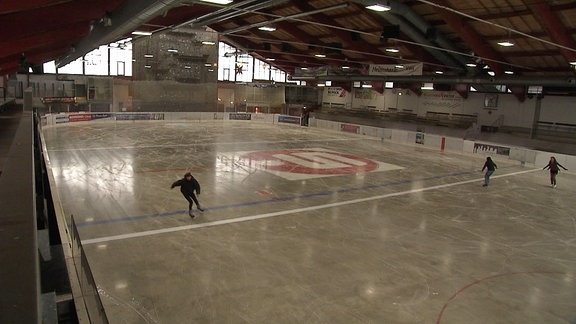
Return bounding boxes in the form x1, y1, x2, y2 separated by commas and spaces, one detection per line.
544, 161, 567, 173
171, 177, 201, 195
482, 159, 497, 172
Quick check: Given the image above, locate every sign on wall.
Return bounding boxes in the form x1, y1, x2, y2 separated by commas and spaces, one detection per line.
369, 63, 423, 76
421, 91, 464, 109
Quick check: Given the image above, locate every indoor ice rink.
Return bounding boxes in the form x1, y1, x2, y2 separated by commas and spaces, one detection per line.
41, 116, 576, 323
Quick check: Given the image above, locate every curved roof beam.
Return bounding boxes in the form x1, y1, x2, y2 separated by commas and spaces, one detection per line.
349, 0, 466, 72
56, 0, 183, 67
529, 1, 576, 65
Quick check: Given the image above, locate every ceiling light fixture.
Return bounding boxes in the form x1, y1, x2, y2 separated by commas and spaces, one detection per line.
258, 26, 276, 32
421, 83, 434, 90
497, 30, 515, 47
200, 0, 233, 4
201, 41, 216, 45
385, 48, 399, 53
132, 30, 152, 36
570, 61, 576, 65
466, 63, 477, 67
315, 54, 326, 58
497, 40, 514, 47
504, 70, 514, 75
366, 3, 391, 12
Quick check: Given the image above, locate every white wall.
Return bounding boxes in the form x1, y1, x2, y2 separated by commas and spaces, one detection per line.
539, 96, 576, 123
321, 87, 576, 129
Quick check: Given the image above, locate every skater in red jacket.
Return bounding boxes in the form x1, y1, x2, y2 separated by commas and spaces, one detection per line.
171, 172, 204, 218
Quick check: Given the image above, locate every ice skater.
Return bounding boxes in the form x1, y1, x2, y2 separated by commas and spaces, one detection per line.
481, 156, 497, 187
171, 172, 204, 218
543, 156, 567, 188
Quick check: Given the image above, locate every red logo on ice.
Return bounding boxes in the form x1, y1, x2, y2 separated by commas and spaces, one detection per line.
240, 149, 379, 175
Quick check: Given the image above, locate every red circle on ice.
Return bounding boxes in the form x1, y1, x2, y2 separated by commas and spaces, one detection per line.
240, 149, 379, 175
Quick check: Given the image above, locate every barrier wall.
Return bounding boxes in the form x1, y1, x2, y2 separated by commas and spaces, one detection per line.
43, 112, 297, 126
42, 111, 575, 171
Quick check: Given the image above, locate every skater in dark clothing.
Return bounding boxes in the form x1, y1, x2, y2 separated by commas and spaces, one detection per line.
543, 156, 567, 188
481, 157, 497, 187
171, 172, 204, 218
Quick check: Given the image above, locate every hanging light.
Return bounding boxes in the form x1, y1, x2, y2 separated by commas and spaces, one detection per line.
497, 30, 514, 47
132, 30, 152, 36
258, 26, 276, 32
200, 0, 232, 4
497, 40, 515, 47
366, 3, 391, 12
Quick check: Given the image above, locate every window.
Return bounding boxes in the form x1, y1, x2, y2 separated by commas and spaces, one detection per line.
43, 38, 133, 76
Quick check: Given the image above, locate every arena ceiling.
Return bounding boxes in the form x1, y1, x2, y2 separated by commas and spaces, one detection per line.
2, 0, 576, 95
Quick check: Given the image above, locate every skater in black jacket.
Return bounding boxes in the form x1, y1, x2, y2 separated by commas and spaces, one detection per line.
481, 157, 497, 187
543, 156, 567, 188
171, 172, 204, 218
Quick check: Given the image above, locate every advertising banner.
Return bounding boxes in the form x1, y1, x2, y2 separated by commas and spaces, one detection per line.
369, 63, 423, 76
278, 115, 301, 125
341, 123, 360, 134
116, 113, 165, 120
473, 143, 510, 156
68, 114, 92, 122
229, 113, 252, 120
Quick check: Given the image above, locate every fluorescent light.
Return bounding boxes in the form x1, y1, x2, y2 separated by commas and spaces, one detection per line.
570, 61, 576, 65
258, 26, 276, 32
167, 48, 178, 53
395, 64, 404, 69
315, 54, 326, 58
421, 82, 434, 90
366, 4, 391, 12
201, 41, 216, 45
466, 63, 477, 67
497, 40, 515, 47
342, 66, 350, 69
504, 70, 514, 74
385, 48, 399, 53
132, 30, 152, 36
144, 54, 154, 58
265, 58, 275, 61
144, 65, 152, 69
362, 83, 372, 88
325, 81, 332, 86
435, 70, 444, 74
200, 0, 232, 4
487, 71, 495, 76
